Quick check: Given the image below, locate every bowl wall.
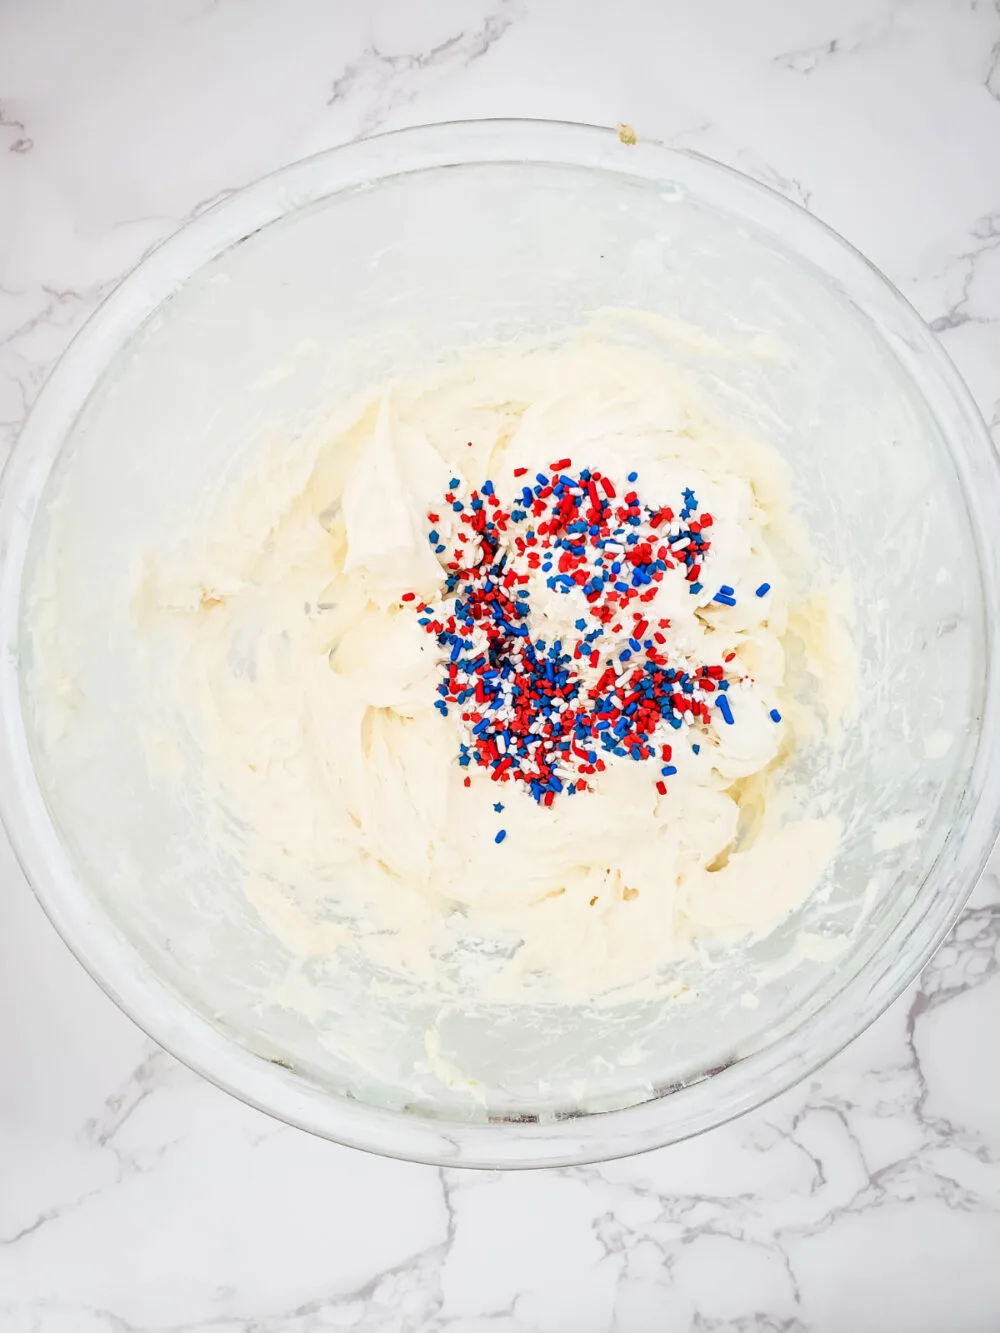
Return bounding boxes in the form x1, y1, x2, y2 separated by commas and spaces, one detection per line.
3, 121, 998, 1165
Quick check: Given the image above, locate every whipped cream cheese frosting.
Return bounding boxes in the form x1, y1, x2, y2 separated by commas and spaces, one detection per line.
130, 331, 849, 1004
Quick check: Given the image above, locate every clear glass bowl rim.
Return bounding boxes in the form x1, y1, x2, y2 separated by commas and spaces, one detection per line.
1, 118, 998, 1169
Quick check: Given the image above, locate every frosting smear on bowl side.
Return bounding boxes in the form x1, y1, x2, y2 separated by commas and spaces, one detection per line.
136, 332, 850, 1005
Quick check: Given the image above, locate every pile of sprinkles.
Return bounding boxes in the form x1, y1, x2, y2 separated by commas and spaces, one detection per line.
407, 459, 777, 819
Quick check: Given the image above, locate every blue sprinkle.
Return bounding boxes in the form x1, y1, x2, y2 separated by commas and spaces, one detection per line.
717, 695, 735, 726
661, 765, 678, 777
495, 829, 507, 844
452, 501, 464, 512
575, 618, 587, 631
692, 743, 700, 755
627, 471, 638, 483
493, 802, 504, 813
770, 708, 782, 723
428, 530, 439, 544
755, 583, 771, 598
689, 582, 703, 594
435, 545, 446, 553
629, 637, 642, 652
482, 480, 494, 496
719, 585, 735, 597
449, 477, 460, 489
713, 592, 737, 606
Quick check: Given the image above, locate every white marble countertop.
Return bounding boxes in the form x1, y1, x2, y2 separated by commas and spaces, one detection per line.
2, 2, 1000, 1329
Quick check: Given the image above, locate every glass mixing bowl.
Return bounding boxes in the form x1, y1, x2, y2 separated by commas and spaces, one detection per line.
2, 121, 998, 1168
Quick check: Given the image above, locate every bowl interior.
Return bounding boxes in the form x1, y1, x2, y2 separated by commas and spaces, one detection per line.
10, 135, 989, 1139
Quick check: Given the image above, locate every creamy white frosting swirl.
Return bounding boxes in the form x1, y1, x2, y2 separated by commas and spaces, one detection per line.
137, 334, 845, 1003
